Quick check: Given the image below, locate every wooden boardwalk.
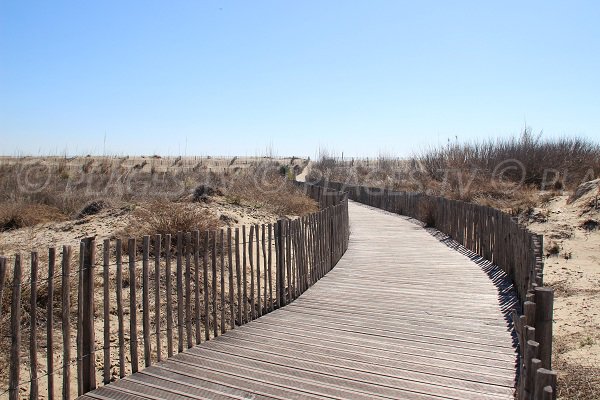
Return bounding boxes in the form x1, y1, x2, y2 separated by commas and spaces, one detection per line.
82, 201, 518, 400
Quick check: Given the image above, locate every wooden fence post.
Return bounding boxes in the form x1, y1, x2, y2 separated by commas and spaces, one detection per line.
61, 246, 72, 399
142, 236, 153, 364
9, 254, 22, 400
534, 287, 554, 370
176, 232, 184, 352
102, 240, 111, 385
203, 232, 210, 341
128, 238, 139, 373
30, 252, 39, 400
277, 220, 286, 307
154, 234, 163, 360
81, 237, 96, 393
0, 257, 6, 320
534, 369, 557, 400
47, 248, 56, 400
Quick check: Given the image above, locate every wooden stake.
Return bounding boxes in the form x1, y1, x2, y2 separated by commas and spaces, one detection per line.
165, 234, 173, 357
185, 232, 193, 349
235, 228, 242, 325
61, 246, 72, 400
0, 257, 6, 320
242, 226, 248, 323
82, 237, 96, 393
30, 252, 39, 399
211, 231, 218, 337
203, 232, 210, 341
102, 240, 111, 384
115, 240, 125, 378
193, 231, 201, 344
142, 236, 152, 365
256, 224, 261, 317
228, 228, 235, 330
47, 249, 56, 400
220, 229, 226, 334
9, 254, 22, 400
128, 238, 139, 374
267, 224, 273, 311
176, 232, 184, 352
154, 234, 162, 362
249, 226, 255, 320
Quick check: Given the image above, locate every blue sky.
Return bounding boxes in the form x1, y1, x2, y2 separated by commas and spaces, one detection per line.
1, 1, 599, 158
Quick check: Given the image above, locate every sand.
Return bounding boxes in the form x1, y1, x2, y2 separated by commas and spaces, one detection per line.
524, 184, 600, 398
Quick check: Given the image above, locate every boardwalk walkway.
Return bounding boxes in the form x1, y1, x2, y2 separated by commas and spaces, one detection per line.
82, 201, 517, 400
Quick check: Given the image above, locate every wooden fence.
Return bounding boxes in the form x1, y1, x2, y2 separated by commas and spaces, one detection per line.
318, 181, 556, 400
0, 188, 349, 399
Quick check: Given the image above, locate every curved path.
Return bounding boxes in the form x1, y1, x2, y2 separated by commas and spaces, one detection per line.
83, 201, 517, 400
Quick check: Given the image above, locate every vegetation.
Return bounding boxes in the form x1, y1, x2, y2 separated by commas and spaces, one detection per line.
309, 128, 600, 214
0, 156, 315, 234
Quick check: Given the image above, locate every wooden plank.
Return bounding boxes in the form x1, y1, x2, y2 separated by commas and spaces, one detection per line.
220, 229, 226, 334
534, 369, 556, 400
103, 240, 111, 384
185, 232, 193, 349
47, 248, 56, 400
164, 234, 174, 358
248, 225, 255, 320
211, 231, 218, 338
261, 224, 267, 314
286, 220, 292, 304
235, 228, 242, 326
203, 232, 210, 341
242, 226, 248, 323
115, 240, 125, 379
82, 237, 96, 393
534, 287, 554, 370
61, 246, 72, 400
176, 232, 184, 352
273, 222, 279, 307
256, 224, 262, 317
267, 224, 273, 311
275, 221, 283, 307
193, 231, 201, 344
0, 257, 7, 320
9, 254, 22, 400
228, 228, 235, 330
154, 234, 162, 362
128, 238, 139, 374
30, 252, 39, 399
77, 242, 84, 396
142, 236, 152, 366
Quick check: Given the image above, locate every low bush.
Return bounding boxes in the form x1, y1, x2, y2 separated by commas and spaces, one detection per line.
122, 200, 221, 238
226, 164, 318, 216
0, 202, 67, 231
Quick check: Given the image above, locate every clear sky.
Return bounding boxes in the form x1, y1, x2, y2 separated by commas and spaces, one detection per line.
1, 1, 599, 158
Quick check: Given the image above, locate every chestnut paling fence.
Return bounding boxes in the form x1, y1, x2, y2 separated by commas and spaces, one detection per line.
321, 181, 556, 400
0, 185, 349, 400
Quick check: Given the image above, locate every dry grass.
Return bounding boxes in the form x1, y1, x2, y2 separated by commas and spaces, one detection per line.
226, 163, 318, 216
119, 200, 222, 240
0, 156, 313, 231
0, 202, 67, 231
555, 364, 600, 400
416, 128, 600, 190
553, 329, 600, 400
309, 130, 600, 214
